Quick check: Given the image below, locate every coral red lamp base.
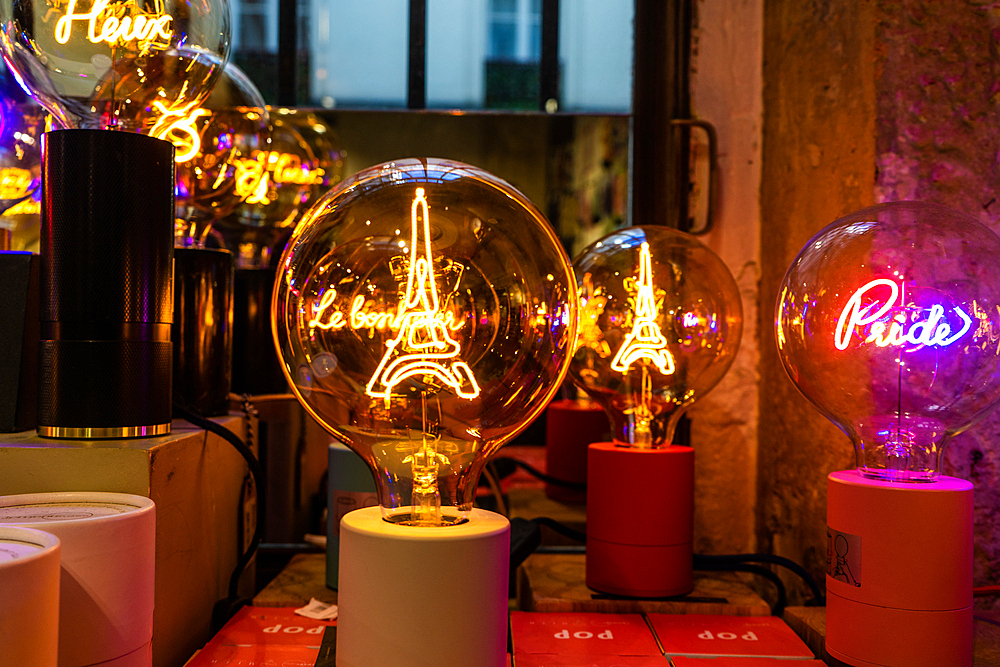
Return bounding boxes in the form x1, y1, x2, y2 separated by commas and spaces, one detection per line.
586, 442, 694, 597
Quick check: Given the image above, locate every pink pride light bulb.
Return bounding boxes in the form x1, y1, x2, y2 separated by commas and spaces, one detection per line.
776, 200, 1000, 667
776, 201, 1000, 482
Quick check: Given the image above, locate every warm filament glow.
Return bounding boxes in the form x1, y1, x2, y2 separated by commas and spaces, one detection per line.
234, 152, 324, 203
0, 167, 38, 214
149, 101, 210, 163
608, 241, 675, 448
54, 0, 173, 52
366, 187, 481, 403
611, 242, 675, 375
308, 290, 464, 335
835, 278, 972, 351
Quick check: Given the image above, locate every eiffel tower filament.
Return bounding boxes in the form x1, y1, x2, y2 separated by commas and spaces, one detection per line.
611, 242, 675, 375
366, 187, 481, 402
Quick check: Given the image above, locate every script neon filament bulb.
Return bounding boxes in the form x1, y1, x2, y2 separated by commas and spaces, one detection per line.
273, 158, 577, 526
776, 201, 1000, 481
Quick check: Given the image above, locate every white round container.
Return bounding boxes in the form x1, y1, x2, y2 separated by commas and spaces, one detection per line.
0, 492, 155, 667
337, 506, 510, 667
0, 525, 60, 667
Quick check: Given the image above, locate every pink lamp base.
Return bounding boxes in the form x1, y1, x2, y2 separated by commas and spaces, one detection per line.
826, 589, 971, 667
826, 470, 973, 667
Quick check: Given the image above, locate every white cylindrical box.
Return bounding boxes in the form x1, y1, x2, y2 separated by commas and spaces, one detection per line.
337, 506, 510, 667
0, 526, 61, 667
0, 492, 155, 667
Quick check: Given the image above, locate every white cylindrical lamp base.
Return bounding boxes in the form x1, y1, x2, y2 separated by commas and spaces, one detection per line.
337, 506, 510, 667
826, 470, 973, 667
0, 492, 155, 667
0, 526, 61, 667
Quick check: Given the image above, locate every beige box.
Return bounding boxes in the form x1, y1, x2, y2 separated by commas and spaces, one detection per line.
0, 416, 251, 667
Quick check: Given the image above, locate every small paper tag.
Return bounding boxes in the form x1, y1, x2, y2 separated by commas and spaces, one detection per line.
827, 526, 862, 587
295, 598, 338, 620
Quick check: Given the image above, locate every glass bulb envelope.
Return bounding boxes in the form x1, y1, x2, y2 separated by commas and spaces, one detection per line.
569, 225, 743, 448
0, 0, 230, 132
776, 201, 1000, 481
273, 159, 577, 525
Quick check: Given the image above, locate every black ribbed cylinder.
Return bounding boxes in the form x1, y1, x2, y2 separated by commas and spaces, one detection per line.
173, 247, 233, 417
233, 267, 288, 395
38, 129, 175, 438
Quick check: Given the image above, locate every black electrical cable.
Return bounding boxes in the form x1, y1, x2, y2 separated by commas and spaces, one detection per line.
694, 557, 788, 616
695, 553, 825, 606
532, 516, 587, 543
492, 456, 587, 491
173, 404, 264, 614
520, 516, 813, 615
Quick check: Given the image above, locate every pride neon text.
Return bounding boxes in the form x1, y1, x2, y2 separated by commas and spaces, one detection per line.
834, 278, 972, 351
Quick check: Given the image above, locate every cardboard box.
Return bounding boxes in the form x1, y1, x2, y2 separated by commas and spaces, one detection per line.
511, 611, 661, 658
647, 614, 813, 658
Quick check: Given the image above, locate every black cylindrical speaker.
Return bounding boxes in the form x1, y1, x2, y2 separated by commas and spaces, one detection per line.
38, 129, 174, 438
173, 247, 233, 417
233, 267, 288, 395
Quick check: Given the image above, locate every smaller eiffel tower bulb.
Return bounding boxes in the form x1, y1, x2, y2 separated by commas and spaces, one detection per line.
569, 225, 742, 597
272, 158, 576, 667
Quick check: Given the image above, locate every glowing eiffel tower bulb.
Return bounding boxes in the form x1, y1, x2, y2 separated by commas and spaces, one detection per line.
274, 158, 576, 526
569, 226, 742, 448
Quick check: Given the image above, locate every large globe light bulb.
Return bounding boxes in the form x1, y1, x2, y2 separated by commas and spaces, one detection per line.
569, 225, 743, 598
569, 225, 743, 448
273, 158, 577, 526
0, 0, 230, 132
776, 201, 1000, 481
775, 201, 1000, 667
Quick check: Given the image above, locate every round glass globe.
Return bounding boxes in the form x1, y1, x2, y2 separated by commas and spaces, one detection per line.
269, 107, 345, 210
213, 117, 318, 268
0, 0, 230, 132
272, 158, 577, 525
174, 61, 268, 248
569, 225, 743, 448
0, 94, 54, 250
776, 201, 1000, 481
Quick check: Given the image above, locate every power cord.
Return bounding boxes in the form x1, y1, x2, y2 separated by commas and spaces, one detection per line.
509, 516, 821, 616
492, 456, 586, 491
173, 403, 264, 629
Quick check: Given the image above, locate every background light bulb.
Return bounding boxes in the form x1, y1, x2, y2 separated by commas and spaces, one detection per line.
0, 0, 230, 132
174, 61, 268, 248
269, 106, 344, 211
569, 225, 743, 447
272, 157, 577, 526
213, 116, 319, 269
776, 201, 1000, 481
0, 77, 56, 251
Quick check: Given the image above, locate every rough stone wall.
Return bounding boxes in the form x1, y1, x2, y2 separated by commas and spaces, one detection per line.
688, 0, 764, 555
874, 0, 1000, 610
758, 0, 877, 599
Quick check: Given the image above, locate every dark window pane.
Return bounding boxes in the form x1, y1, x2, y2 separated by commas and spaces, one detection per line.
239, 15, 266, 50
490, 22, 517, 59
491, 0, 517, 14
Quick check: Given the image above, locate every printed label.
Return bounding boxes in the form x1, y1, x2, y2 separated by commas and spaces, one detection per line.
827, 526, 862, 587
0, 502, 133, 523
